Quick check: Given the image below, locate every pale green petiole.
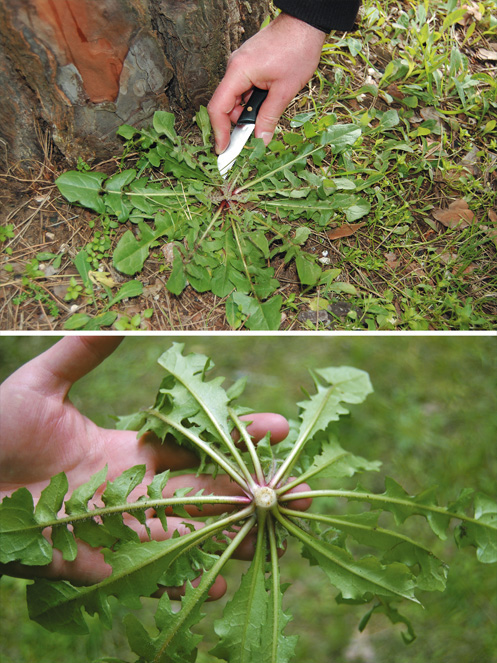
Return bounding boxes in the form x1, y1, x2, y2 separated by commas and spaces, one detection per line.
276, 450, 350, 494
156, 368, 258, 493
269, 384, 338, 490
280, 489, 497, 534
151, 513, 257, 663
229, 408, 265, 486
5, 494, 252, 536
268, 516, 282, 663
278, 506, 435, 553
148, 409, 248, 489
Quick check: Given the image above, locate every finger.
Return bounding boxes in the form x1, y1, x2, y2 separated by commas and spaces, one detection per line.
0, 537, 229, 603
144, 413, 290, 473
19, 336, 124, 398
208, 71, 252, 154
162, 573, 227, 601
143, 515, 258, 562
139, 431, 201, 472
0, 539, 112, 586
284, 481, 313, 512
240, 412, 289, 445
253, 83, 296, 145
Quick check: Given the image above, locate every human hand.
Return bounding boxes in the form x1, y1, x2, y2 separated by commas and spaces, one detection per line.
208, 13, 326, 154
0, 337, 310, 598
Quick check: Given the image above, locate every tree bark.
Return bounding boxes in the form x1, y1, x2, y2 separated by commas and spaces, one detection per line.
0, 0, 269, 169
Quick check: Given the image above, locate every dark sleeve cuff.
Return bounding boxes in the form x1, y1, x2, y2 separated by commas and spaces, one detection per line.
273, 1, 361, 33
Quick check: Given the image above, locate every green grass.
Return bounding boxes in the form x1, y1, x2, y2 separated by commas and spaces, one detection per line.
290, 0, 497, 330
1, 335, 496, 661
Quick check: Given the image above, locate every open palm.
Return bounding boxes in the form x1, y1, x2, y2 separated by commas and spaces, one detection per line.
0, 337, 296, 594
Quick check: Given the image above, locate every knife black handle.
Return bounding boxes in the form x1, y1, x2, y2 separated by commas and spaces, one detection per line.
238, 87, 268, 125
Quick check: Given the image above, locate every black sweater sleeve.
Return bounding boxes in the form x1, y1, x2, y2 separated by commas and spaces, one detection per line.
273, 0, 361, 33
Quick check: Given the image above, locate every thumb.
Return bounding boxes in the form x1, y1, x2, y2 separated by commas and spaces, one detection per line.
17, 336, 124, 398
253, 84, 294, 145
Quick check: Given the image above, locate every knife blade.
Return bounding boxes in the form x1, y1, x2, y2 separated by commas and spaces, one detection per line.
217, 87, 268, 178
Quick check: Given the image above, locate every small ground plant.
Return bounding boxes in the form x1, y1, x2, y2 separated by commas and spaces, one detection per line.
1, 344, 495, 662
55, 108, 367, 330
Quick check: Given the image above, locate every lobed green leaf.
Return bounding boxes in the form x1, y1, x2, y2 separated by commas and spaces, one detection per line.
297, 367, 373, 451
211, 552, 269, 662
0, 488, 53, 565
124, 585, 204, 663
26, 531, 218, 635
228, 292, 283, 331
297, 437, 381, 482
295, 521, 419, 604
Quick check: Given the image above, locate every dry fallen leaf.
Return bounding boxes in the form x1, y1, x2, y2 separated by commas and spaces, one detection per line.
404, 263, 430, 281
437, 250, 458, 265
327, 222, 366, 240
298, 309, 331, 325
53, 284, 70, 299
432, 199, 477, 229
384, 251, 400, 269
89, 270, 119, 288
420, 107, 444, 126
142, 279, 163, 299
477, 48, 497, 62
386, 84, 404, 100
458, 146, 482, 177
457, 263, 478, 277
488, 209, 497, 224
162, 243, 175, 264
458, 2, 483, 25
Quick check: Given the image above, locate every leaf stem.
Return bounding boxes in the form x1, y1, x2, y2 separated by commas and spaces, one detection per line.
277, 450, 351, 493
235, 145, 324, 194
230, 213, 258, 299
280, 489, 497, 532
278, 507, 434, 553
152, 372, 258, 493
190, 198, 225, 254
153, 513, 257, 663
229, 408, 265, 485
124, 190, 192, 198
268, 517, 281, 663
148, 409, 248, 489
269, 384, 337, 489
22, 495, 250, 532
273, 509, 420, 603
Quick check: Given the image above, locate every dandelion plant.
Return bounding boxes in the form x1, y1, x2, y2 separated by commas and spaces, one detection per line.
55, 109, 369, 330
0, 343, 495, 662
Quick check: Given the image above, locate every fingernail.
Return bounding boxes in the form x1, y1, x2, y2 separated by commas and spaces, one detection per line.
215, 139, 227, 155
260, 132, 273, 146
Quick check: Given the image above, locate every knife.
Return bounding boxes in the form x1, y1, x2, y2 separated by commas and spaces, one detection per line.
217, 87, 268, 178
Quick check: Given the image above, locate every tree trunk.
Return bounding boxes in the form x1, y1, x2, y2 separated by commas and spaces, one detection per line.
0, 0, 269, 169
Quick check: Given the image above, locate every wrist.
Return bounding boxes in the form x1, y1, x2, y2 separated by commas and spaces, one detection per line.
273, 11, 327, 42
274, 0, 361, 33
